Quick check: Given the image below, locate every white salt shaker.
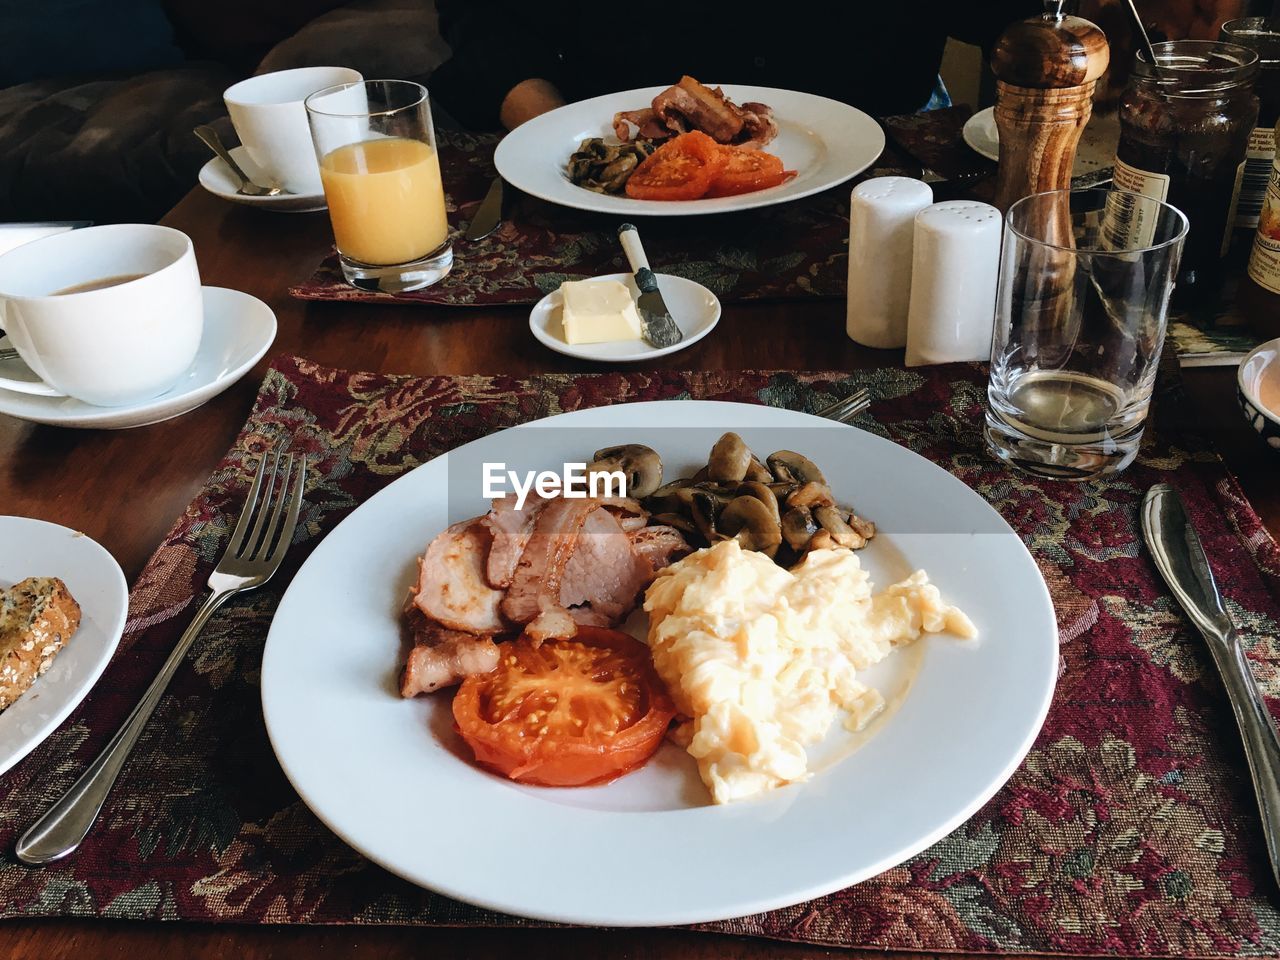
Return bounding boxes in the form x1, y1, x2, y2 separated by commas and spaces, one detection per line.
846, 177, 933, 348
905, 201, 1002, 367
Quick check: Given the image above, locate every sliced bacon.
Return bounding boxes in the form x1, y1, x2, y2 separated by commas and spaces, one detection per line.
568, 606, 615, 628
652, 76, 745, 144
400, 613, 500, 696
411, 519, 507, 633
736, 102, 778, 149
482, 495, 544, 589
500, 496, 601, 632
403, 495, 693, 687
560, 507, 654, 625
629, 524, 695, 573
613, 107, 673, 143
600, 497, 648, 533
525, 594, 581, 643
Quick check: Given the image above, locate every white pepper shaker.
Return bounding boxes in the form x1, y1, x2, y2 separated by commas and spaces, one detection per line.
846, 176, 933, 348
905, 201, 1002, 367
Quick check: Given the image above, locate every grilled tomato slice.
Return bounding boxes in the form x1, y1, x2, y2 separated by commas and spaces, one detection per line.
452, 627, 675, 786
624, 131, 727, 201
706, 147, 789, 197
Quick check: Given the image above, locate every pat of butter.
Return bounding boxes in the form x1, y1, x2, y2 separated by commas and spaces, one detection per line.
560, 280, 644, 345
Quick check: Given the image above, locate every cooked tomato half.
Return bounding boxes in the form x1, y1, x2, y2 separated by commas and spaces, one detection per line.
706, 147, 790, 198
452, 626, 675, 786
624, 131, 727, 201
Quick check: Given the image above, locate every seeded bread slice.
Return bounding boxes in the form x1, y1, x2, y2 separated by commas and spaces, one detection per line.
0, 577, 81, 711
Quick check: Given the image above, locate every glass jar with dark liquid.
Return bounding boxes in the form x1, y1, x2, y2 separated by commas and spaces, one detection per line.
1114, 41, 1259, 300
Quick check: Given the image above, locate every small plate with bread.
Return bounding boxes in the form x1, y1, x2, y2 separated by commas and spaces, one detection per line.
0, 517, 127, 776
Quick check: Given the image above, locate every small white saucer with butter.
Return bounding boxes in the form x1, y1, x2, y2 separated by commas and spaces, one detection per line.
529, 272, 720, 363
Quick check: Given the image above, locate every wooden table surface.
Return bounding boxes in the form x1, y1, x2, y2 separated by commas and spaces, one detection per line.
0, 187, 1275, 959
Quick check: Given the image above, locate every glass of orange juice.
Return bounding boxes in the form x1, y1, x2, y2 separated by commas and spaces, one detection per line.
305, 80, 452, 293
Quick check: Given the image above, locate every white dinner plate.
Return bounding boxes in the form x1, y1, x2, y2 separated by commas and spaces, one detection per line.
495, 85, 885, 217
962, 106, 1119, 177
0, 517, 127, 776
262, 401, 1058, 926
0, 287, 275, 429
198, 146, 328, 213
529, 272, 720, 362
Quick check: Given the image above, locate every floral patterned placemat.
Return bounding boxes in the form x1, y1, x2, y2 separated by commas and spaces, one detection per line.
1, 356, 1278, 956
286, 112, 950, 308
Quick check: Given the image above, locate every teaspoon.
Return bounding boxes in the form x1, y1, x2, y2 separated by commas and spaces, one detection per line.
194, 125, 284, 198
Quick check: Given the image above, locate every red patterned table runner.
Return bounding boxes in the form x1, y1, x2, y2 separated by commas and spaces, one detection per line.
1, 357, 1277, 957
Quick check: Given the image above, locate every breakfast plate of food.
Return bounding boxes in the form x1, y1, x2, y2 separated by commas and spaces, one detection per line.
261, 401, 1057, 925
0, 516, 128, 776
494, 78, 885, 216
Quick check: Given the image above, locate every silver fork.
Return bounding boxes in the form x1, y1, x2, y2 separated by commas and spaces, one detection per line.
813, 388, 871, 423
15, 445, 306, 865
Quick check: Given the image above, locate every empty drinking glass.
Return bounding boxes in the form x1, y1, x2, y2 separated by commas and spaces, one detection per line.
985, 188, 1189, 479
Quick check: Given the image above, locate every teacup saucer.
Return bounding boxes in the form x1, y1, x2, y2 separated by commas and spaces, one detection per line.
0, 286, 275, 429
198, 146, 327, 213
529, 272, 721, 363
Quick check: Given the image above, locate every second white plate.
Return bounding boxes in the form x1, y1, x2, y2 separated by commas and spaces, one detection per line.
0, 517, 128, 776
529, 272, 720, 362
495, 84, 885, 216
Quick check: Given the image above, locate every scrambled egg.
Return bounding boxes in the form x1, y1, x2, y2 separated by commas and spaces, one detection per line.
643, 540, 976, 804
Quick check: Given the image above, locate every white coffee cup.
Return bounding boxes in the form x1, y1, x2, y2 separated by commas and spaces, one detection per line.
0, 224, 204, 407
224, 66, 363, 195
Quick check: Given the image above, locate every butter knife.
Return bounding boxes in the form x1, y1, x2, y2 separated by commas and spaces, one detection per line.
617, 223, 683, 349
1141, 483, 1280, 889
464, 176, 504, 241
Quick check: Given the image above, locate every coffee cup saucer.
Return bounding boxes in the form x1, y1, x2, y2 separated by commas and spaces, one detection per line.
0, 347, 61, 396
198, 147, 327, 213
0, 286, 276, 429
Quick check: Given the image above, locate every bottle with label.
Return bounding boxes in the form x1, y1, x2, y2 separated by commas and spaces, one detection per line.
1243, 117, 1280, 338
1219, 19, 1280, 242
1114, 41, 1259, 300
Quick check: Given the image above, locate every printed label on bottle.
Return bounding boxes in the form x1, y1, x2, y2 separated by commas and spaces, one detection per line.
1234, 126, 1277, 230
1103, 158, 1171, 249
1249, 161, 1280, 295
1111, 157, 1171, 201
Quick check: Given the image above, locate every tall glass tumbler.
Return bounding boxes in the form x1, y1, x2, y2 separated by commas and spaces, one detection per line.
985, 189, 1189, 479
305, 80, 452, 293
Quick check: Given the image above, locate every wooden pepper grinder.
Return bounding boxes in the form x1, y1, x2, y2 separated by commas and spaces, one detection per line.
991, 0, 1110, 213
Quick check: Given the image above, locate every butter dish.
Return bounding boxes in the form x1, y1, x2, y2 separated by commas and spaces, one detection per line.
529, 272, 720, 363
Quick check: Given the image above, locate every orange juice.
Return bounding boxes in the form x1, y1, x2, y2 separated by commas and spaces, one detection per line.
319, 137, 448, 265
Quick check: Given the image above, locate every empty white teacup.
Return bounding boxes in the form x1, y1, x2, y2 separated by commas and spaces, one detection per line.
224, 66, 363, 195
0, 224, 204, 407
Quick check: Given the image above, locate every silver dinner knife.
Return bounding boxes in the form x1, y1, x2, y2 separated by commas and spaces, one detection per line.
464, 177, 504, 241
1141, 483, 1280, 889
617, 223, 683, 349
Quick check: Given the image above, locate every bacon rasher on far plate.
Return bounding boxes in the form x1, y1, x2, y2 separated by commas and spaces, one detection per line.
613, 76, 778, 149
